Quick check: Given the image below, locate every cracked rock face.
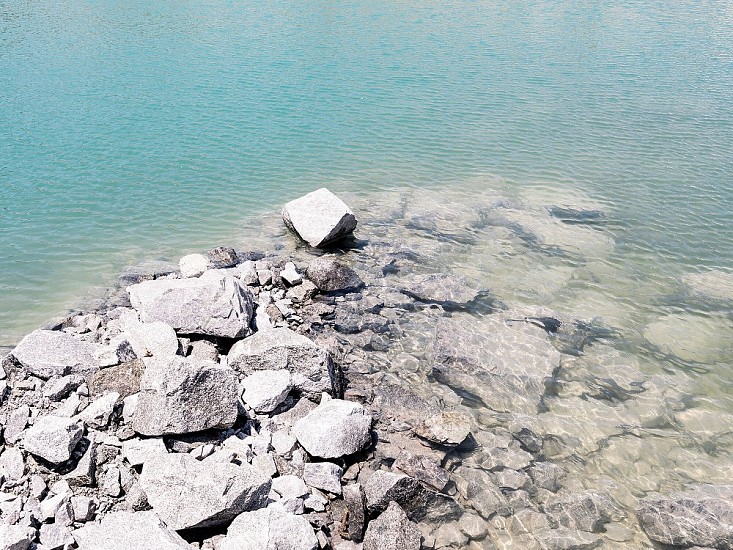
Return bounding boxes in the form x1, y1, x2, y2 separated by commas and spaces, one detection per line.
73, 511, 190, 550
636, 485, 733, 549
127, 273, 254, 338
132, 356, 239, 436
220, 507, 319, 550
293, 395, 372, 459
282, 188, 357, 248
7, 330, 100, 380
363, 501, 421, 550
139, 452, 271, 530
22, 416, 83, 464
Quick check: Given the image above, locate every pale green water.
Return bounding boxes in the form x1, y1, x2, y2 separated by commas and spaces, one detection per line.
1, 0, 732, 344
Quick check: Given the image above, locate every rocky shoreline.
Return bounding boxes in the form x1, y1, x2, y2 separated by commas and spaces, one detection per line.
1, 188, 732, 550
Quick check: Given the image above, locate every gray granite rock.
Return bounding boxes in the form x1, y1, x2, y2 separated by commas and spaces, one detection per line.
636, 485, 733, 548
23, 416, 83, 464
39, 523, 74, 550
303, 462, 343, 495
0, 524, 34, 550
94, 335, 137, 367
77, 391, 119, 429
221, 507, 318, 550
401, 273, 480, 305
86, 359, 144, 399
3, 405, 30, 444
306, 258, 363, 292
364, 471, 422, 515
281, 262, 303, 286
7, 329, 100, 380
73, 510, 191, 550
43, 374, 85, 401
545, 491, 624, 533
179, 253, 209, 278
121, 317, 179, 358
432, 312, 562, 414
132, 355, 239, 436
241, 369, 292, 413
413, 411, 471, 447
363, 501, 421, 550
121, 437, 167, 467
206, 246, 238, 268
228, 327, 342, 399
293, 395, 372, 459
0, 447, 25, 481
282, 188, 357, 248
127, 272, 254, 338
140, 452, 271, 530
393, 450, 450, 493
342, 483, 367, 542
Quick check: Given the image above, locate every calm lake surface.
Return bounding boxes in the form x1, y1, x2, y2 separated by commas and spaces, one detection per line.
2, 0, 733, 545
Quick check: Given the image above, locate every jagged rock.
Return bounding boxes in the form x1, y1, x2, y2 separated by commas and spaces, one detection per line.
188, 340, 220, 362
282, 188, 357, 248
132, 356, 239, 436
3, 405, 30, 444
413, 411, 471, 447
121, 316, 179, 358
544, 491, 624, 533
239, 260, 259, 286
281, 262, 303, 286
139, 452, 271, 530
342, 484, 367, 542
363, 501, 421, 550
293, 395, 372, 459
228, 327, 342, 399
73, 510, 191, 549
272, 475, 309, 500
303, 462, 343, 495
7, 329, 100, 380
65, 437, 96, 486
39, 523, 74, 550
306, 258, 363, 292
94, 335, 137, 367
241, 370, 293, 413
86, 359, 144, 399
0, 447, 25, 481
364, 471, 422, 515
456, 467, 510, 520
220, 508, 319, 550
43, 374, 85, 401
0, 524, 34, 550
180, 253, 209, 278
206, 246, 238, 268
78, 392, 119, 429
370, 384, 438, 428
127, 272, 254, 338
636, 485, 733, 548
432, 313, 562, 414
393, 451, 450, 493
121, 437, 167, 467
70, 495, 95, 523
23, 416, 83, 464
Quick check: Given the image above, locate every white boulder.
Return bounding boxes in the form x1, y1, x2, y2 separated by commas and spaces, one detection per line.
282, 188, 357, 248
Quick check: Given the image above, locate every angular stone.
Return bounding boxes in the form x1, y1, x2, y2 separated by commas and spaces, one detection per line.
132, 356, 239, 436
206, 246, 238, 269
127, 273, 254, 338
121, 317, 179, 359
0, 447, 25, 481
241, 369, 292, 413
140, 452, 271, 530
188, 339, 220, 362
303, 462, 343, 495
65, 437, 96, 487
23, 416, 83, 464
432, 313, 562, 414
7, 330, 100, 380
122, 437, 167, 467
545, 491, 624, 533
413, 411, 471, 447
636, 485, 733, 548
306, 258, 363, 292
180, 253, 209, 278
93, 335, 137, 367
283, 188, 357, 248
228, 327, 342, 399
364, 471, 422, 515
0, 524, 34, 550
78, 392, 119, 429
39, 522, 74, 550
272, 475, 309, 500
401, 273, 480, 305
221, 507, 318, 550
87, 359, 144, 399
393, 451, 450, 493
73, 510, 190, 550
70, 495, 95, 523
363, 501, 421, 550
293, 395, 372, 459
43, 374, 84, 401
281, 262, 303, 286
342, 483, 367, 542
3, 405, 30, 444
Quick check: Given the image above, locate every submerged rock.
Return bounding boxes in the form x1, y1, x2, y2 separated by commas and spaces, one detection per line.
282, 188, 357, 248
413, 411, 471, 447
306, 258, 363, 292
228, 327, 342, 399
73, 511, 190, 550
220, 507, 318, 550
293, 395, 372, 458
682, 270, 733, 305
401, 273, 480, 306
132, 356, 239, 436
139, 452, 271, 530
636, 485, 733, 549
7, 329, 100, 380
127, 272, 254, 338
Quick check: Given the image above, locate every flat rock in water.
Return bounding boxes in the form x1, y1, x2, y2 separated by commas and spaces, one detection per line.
73, 510, 190, 550
282, 188, 357, 248
401, 273, 480, 305
363, 501, 421, 550
544, 491, 624, 533
23, 416, 83, 464
127, 272, 254, 338
682, 270, 733, 305
220, 507, 318, 550
636, 485, 733, 548
293, 395, 372, 459
305, 258, 363, 292
132, 356, 239, 436
7, 329, 100, 380
413, 411, 471, 447
432, 312, 562, 414
643, 313, 733, 364
139, 452, 271, 530
228, 327, 341, 399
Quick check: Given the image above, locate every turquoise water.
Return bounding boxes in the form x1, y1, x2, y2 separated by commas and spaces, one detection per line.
1, 0, 732, 345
